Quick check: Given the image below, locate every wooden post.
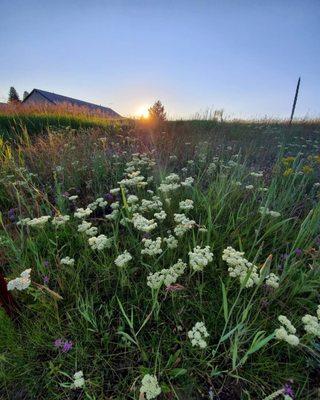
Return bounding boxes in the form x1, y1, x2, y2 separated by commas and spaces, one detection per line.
289, 77, 301, 125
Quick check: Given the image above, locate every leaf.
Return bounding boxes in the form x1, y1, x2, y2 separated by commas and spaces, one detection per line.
168, 368, 188, 378
220, 324, 243, 343
116, 297, 133, 329
221, 279, 228, 323
116, 331, 138, 346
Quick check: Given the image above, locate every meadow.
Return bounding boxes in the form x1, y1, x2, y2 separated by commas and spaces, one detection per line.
1, 115, 320, 399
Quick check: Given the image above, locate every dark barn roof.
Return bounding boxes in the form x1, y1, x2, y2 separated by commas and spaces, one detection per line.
23, 89, 121, 117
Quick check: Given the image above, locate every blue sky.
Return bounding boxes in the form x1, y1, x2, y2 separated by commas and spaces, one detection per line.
0, 0, 319, 119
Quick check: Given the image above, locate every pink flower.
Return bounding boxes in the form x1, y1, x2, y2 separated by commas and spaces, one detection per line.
165, 284, 185, 292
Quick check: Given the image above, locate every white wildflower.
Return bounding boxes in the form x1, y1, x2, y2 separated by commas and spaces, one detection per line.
16, 217, 31, 226
27, 216, 50, 227
52, 215, 70, 226
189, 246, 213, 271
265, 273, 280, 289
78, 220, 92, 233
127, 194, 139, 204
88, 234, 112, 251
278, 316, 296, 334
74, 208, 93, 219
132, 213, 157, 232
61, 257, 75, 266
72, 370, 85, 389
222, 246, 260, 288
163, 235, 178, 249
7, 269, 32, 291
147, 259, 186, 289
140, 374, 161, 400
181, 176, 194, 187
275, 316, 299, 346
85, 226, 98, 237
154, 210, 167, 221
188, 322, 209, 348
174, 213, 196, 237
141, 237, 162, 256
179, 199, 194, 211
115, 250, 132, 267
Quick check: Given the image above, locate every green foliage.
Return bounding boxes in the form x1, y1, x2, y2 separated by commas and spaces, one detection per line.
0, 122, 320, 399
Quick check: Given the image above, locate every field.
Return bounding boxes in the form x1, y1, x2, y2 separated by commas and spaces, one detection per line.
1, 117, 320, 399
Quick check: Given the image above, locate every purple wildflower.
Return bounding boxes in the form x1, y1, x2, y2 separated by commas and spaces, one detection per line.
62, 340, 73, 353
43, 276, 50, 285
105, 193, 114, 203
54, 338, 73, 353
43, 260, 49, 268
8, 208, 15, 222
283, 383, 294, 398
54, 339, 63, 348
294, 248, 303, 256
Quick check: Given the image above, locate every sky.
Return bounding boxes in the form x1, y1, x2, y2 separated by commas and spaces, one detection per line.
0, 0, 319, 119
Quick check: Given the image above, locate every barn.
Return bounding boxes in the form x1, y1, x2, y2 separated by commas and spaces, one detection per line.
23, 89, 121, 118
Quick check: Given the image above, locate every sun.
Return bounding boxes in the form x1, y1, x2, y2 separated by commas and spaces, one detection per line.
135, 104, 150, 119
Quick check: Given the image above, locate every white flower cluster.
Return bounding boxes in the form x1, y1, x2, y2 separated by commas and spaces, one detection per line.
265, 273, 280, 289
72, 370, 85, 389
189, 246, 213, 272
302, 305, 320, 337
141, 237, 162, 256
173, 213, 196, 237
275, 315, 299, 346
126, 153, 156, 170
7, 268, 32, 291
61, 256, 75, 266
181, 176, 194, 187
74, 208, 93, 219
132, 213, 157, 232
140, 374, 161, 400
250, 171, 263, 177
52, 215, 70, 226
118, 170, 147, 188
105, 208, 119, 221
147, 260, 187, 289
140, 197, 162, 212
78, 220, 92, 232
188, 322, 209, 348
222, 247, 260, 288
27, 216, 50, 227
259, 207, 281, 218
158, 173, 181, 193
163, 234, 178, 249
179, 199, 194, 211
87, 197, 108, 211
114, 250, 132, 267
88, 234, 112, 251
16, 218, 31, 226
154, 210, 167, 221
85, 226, 98, 237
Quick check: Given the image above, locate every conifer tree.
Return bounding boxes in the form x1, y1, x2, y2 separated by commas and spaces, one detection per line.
148, 100, 166, 124
8, 87, 20, 103
23, 91, 29, 101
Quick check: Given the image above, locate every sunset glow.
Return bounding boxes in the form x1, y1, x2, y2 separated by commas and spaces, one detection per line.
135, 104, 149, 119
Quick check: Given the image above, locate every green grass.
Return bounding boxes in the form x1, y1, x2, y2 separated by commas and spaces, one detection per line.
0, 122, 320, 399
